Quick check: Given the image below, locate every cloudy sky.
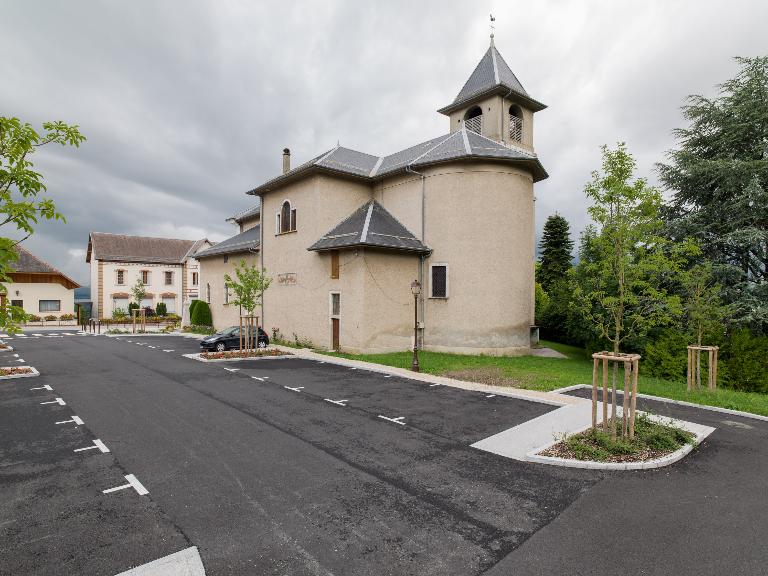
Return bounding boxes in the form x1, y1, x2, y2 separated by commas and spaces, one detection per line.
2, 0, 766, 286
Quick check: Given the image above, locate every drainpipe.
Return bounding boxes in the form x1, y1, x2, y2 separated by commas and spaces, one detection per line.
405, 164, 426, 347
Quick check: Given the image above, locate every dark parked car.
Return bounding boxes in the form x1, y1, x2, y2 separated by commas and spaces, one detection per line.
200, 326, 269, 352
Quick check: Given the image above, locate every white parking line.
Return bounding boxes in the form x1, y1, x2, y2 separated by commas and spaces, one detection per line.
102, 474, 149, 496
224, 367, 239, 372
15, 359, 25, 363
55, 415, 84, 425
429, 384, 441, 387
324, 398, 349, 406
40, 397, 66, 406
349, 367, 357, 370
163, 349, 174, 352
30, 384, 53, 391
251, 376, 265, 381
32, 333, 44, 337
74, 439, 110, 453
13, 353, 18, 357
485, 394, 496, 398
283, 386, 304, 392
378, 415, 406, 426
147, 345, 156, 349
384, 375, 392, 378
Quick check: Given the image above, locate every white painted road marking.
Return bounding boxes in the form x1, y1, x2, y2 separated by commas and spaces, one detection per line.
349, 367, 357, 370
12, 353, 18, 357
55, 415, 84, 426
147, 345, 156, 349
74, 439, 110, 453
32, 333, 44, 337
40, 397, 66, 406
30, 384, 54, 391
224, 367, 239, 372
485, 394, 497, 398
324, 398, 349, 406
114, 546, 206, 576
102, 474, 149, 496
378, 415, 406, 425
163, 349, 174, 352
284, 386, 304, 392
429, 384, 441, 387
15, 359, 25, 363
384, 375, 392, 378
251, 376, 265, 381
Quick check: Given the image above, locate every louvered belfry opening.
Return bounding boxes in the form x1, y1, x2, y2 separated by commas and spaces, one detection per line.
509, 105, 523, 143
464, 106, 483, 134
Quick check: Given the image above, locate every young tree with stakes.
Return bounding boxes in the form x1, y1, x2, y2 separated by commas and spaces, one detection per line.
224, 260, 272, 352
0, 117, 85, 333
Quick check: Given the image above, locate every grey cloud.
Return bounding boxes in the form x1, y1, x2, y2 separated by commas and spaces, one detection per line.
2, 0, 766, 285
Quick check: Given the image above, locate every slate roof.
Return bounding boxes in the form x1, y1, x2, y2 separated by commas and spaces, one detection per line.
437, 43, 546, 114
248, 127, 547, 195
10, 245, 80, 288
87, 232, 207, 264
194, 225, 260, 259
308, 201, 429, 254
228, 201, 261, 224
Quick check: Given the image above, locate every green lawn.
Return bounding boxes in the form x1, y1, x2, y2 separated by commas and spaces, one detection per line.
322, 340, 768, 417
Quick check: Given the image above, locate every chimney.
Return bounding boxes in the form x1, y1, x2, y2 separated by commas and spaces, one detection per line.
282, 148, 291, 174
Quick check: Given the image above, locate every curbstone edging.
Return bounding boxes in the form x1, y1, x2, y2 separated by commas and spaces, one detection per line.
183, 351, 296, 363
0, 366, 40, 380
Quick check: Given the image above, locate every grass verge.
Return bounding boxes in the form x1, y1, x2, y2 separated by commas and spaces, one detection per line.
320, 340, 768, 416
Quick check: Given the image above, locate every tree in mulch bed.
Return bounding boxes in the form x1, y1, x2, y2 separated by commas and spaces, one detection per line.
200, 349, 289, 360
540, 414, 694, 463
1, 366, 33, 376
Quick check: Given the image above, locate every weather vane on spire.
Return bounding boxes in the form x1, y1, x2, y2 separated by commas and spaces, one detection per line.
490, 14, 496, 46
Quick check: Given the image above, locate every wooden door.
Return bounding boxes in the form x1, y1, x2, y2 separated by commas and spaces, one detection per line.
332, 318, 340, 350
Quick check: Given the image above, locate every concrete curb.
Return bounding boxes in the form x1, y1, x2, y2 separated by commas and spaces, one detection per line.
0, 366, 40, 380
105, 332, 204, 339
525, 414, 715, 470
0, 346, 15, 352
272, 345, 584, 407
559, 384, 768, 423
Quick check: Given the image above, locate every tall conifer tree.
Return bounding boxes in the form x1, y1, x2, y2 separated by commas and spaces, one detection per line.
538, 213, 574, 292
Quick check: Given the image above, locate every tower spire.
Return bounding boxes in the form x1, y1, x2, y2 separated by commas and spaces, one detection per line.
489, 14, 495, 46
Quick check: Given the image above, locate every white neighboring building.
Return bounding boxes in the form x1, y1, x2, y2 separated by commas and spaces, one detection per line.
86, 232, 211, 319
2, 246, 79, 317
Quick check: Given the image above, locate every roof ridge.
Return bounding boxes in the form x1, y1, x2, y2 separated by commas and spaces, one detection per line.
90, 231, 201, 244
490, 46, 500, 84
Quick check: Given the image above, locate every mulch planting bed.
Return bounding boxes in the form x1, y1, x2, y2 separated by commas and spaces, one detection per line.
200, 349, 292, 360
1, 366, 34, 376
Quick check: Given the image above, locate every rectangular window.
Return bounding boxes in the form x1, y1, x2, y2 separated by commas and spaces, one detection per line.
39, 300, 61, 312
161, 296, 176, 313
164, 271, 173, 285
140, 297, 153, 309
206, 283, 211, 303
113, 297, 128, 311
430, 264, 448, 298
331, 250, 339, 279
290, 208, 297, 231
331, 292, 340, 316
224, 283, 231, 304
116, 270, 125, 285
141, 270, 150, 284
11, 299, 23, 308
275, 213, 281, 235
192, 272, 199, 286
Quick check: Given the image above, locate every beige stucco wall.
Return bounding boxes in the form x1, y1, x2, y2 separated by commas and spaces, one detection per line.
3, 281, 75, 316
198, 252, 259, 329
250, 159, 535, 355
374, 161, 535, 355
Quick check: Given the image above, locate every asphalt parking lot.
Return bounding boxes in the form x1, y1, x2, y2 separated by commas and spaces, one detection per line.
1, 332, 767, 575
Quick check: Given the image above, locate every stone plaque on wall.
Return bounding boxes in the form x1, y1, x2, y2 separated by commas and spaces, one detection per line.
277, 273, 297, 286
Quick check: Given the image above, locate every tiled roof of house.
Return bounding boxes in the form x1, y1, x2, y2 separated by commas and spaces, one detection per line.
308, 201, 429, 254
194, 225, 260, 259
248, 127, 547, 195
437, 44, 546, 114
10, 245, 80, 288
228, 200, 262, 224
87, 232, 207, 264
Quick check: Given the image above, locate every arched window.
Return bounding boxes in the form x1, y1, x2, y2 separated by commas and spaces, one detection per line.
463, 106, 483, 134
277, 200, 297, 234
509, 105, 523, 143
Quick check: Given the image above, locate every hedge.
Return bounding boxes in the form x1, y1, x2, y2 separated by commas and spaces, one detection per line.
190, 300, 212, 327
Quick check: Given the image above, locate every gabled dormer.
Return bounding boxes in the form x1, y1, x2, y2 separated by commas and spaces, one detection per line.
437, 36, 546, 151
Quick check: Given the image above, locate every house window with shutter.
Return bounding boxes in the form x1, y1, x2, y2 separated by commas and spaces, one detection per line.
164, 271, 173, 285
430, 264, 448, 298
330, 250, 339, 279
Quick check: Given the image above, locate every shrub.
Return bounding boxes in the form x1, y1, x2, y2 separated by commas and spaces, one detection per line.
721, 329, 768, 393
27, 314, 41, 322
183, 324, 216, 335
128, 302, 139, 316
155, 302, 167, 316
166, 313, 181, 322
78, 307, 89, 324
44, 314, 58, 322
190, 301, 212, 326
643, 329, 688, 380
112, 308, 128, 319
60, 313, 76, 321
189, 299, 201, 318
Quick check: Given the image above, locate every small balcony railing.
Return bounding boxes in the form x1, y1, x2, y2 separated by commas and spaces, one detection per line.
465, 115, 482, 134
509, 114, 523, 142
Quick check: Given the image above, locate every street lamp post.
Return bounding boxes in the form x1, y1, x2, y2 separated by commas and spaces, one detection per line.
410, 279, 421, 372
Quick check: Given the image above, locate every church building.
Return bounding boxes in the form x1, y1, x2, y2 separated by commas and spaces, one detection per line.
216, 37, 547, 355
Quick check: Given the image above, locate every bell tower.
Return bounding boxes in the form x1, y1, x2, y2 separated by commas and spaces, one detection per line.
437, 35, 546, 152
